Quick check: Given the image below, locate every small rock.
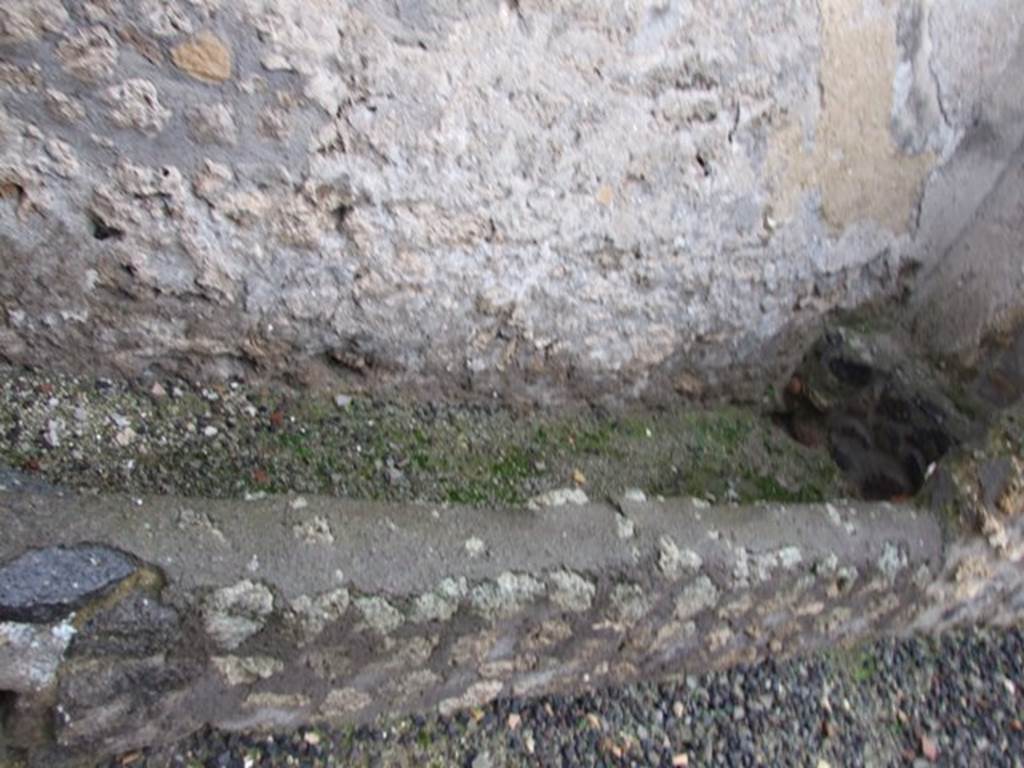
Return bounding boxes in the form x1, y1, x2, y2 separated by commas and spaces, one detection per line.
292, 516, 334, 546
527, 487, 589, 510
572, 468, 587, 485
211, 655, 283, 686
920, 734, 939, 762
465, 537, 486, 557
115, 427, 137, 447
0, 545, 138, 622
203, 580, 274, 649
334, 394, 353, 409
0, 620, 77, 691
471, 751, 494, 768
548, 570, 596, 612
44, 419, 61, 448
203, 425, 219, 438
150, 381, 167, 399
354, 596, 403, 634
672, 701, 684, 718
658, 536, 703, 579
507, 713, 521, 730
672, 755, 689, 767
622, 488, 647, 503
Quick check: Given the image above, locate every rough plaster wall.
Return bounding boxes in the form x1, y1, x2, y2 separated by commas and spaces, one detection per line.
910, 138, 1024, 367
906, 18, 1024, 367
0, 0, 1021, 403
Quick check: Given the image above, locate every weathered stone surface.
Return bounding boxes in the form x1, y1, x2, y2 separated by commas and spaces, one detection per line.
103, 78, 172, 135
56, 25, 119, 82
410, 577, 467, 624
289, 587, 349, 640
56, 655, 201, 753
547, 570, 596, 613
438, 681, 504, 718
203, 580, 274, 649
292, 515, 334, 545
673, 576, 719, 621
185, 102, 239, 146
0, 545, 137, 623
212, 655, 284, 686
354, 596, 403, 635
0, 2, 1020, 403
0, 619, 75, 691
321, 687, 371, 718
657, 536, 703, 579
0, 0, 68, 44
470, 572, 545, 621
71, 591, 181, 658
609, 583, 651, 624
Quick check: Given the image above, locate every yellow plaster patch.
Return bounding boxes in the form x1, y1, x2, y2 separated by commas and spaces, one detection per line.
770, 0, 934, 234
171, 31, 232, 83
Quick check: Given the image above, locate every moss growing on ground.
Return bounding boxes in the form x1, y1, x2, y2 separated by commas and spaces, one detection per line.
0, 368, 849, 506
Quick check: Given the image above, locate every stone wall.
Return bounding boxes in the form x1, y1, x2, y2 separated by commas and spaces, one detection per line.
1, 0, 1022, 403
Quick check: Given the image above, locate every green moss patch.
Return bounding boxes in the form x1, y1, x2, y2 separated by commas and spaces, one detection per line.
0, 368, 849, 507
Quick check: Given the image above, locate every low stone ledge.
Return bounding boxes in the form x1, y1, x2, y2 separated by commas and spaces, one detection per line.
0, 434, 1021, 765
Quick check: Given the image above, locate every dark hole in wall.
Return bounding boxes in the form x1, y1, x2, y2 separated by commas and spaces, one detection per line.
778, 336, 959, 502
695, 152, 711, 177
333, 204, 353, 234
0, 182, 25, 206
828, 357, 874, 388
90, 214, 124, 241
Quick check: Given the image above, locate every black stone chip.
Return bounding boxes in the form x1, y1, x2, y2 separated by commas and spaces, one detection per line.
0, 544, 138, 623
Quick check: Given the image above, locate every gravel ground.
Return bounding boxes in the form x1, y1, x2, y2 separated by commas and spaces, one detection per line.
98, 625, 1023, 768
